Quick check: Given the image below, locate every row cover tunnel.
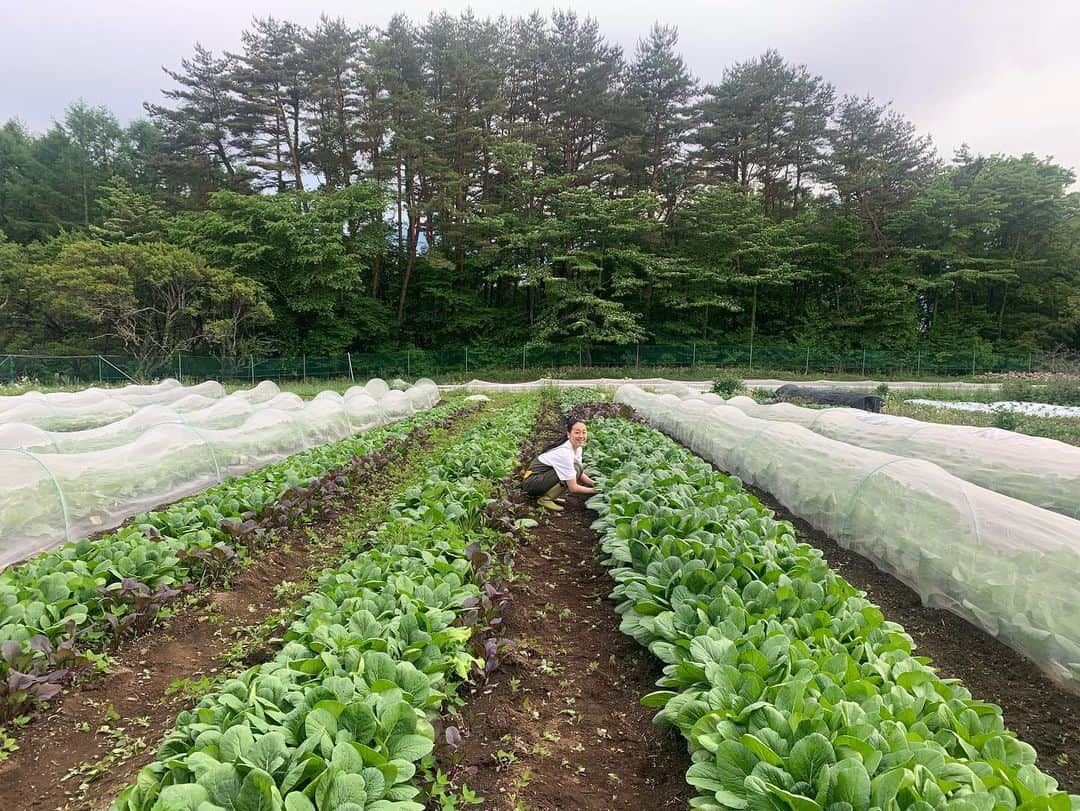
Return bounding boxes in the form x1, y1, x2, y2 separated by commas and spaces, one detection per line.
0, 378, 440, 569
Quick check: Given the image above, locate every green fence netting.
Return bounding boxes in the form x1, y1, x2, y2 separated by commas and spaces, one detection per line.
0, 343, 1054, 385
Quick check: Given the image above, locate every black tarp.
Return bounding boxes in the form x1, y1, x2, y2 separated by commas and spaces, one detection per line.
775, 384, 885, 412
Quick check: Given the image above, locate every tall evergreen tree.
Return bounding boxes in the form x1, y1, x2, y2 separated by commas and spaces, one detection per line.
230, 17, 308, 191
145, 44, 249, 193
620, 24, 697, 216
825, 94, 937, 244
302, 16, 365, 189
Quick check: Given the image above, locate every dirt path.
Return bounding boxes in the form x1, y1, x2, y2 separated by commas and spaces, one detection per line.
453, 409, 692, 810
0, 409, 479, 811
740, 480, 1080, 795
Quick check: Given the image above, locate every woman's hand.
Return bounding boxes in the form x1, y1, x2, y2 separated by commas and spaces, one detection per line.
565, 479, 596, 495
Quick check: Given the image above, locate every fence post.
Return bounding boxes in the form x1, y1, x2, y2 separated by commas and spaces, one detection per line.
347, 352, 354, 382
250, 354, 255, 385
862, 348, 866, 377
748, 336, 754, 372
917, 350, 921, 377
804, 347, 810, 375
691, 342, 697, 369
972, 347, 977, 377
522, 344, 526, 374
3, 355, 12, 384
98, 355, 137, 383
177, 351, 183, 382
464, 346, 469, 375
98, 355, 104, 382
578, 345, 583, 367
1028, 353, 1032, 372
635, 342, 640, 369
407, 349, 411, 378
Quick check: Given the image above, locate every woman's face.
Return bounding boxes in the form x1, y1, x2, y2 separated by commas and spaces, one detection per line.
568, 421, 588, 448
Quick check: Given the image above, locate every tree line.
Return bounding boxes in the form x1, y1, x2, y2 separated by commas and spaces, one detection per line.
1, 10, 1077, 364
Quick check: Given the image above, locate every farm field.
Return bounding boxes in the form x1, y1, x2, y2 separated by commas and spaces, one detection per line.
6, 4, 1080, 807
885, 400, 1080, 447
0, 383, 1076, 809
0, 367, 1054, 399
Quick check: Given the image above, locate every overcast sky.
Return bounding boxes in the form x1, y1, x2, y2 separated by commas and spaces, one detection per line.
3, 0, 1078, 176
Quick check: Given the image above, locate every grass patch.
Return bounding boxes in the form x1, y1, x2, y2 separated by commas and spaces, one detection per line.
886, 400, 1080, 446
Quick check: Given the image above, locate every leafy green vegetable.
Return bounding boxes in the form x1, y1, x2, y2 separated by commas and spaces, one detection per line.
110, 398, 537, 811
587, 417, 1080, 811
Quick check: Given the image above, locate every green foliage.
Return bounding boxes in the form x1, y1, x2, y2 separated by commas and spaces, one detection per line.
1, 15, 1078, 354
88, 176, 167, 243
991, 409, 1020, 431
1000, 379, 1036, 402
587, 419, 1079, 810
109, 399, 537, 811
1, 238, 272, 366
711, 373, 745, 398
171, 186, 391, 353
1043, 379, 1080, 407
0, 405, 462, 709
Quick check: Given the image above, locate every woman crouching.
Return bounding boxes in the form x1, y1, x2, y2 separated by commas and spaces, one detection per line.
521, 418, 597, 511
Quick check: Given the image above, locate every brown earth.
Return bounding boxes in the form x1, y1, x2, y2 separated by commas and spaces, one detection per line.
740, 481, 1080, 795
452, 405, 693, 811
0, 409, 480, 811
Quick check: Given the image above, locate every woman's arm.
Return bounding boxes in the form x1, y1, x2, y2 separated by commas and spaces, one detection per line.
579, 471, 595, 487
564, 477, 595, 495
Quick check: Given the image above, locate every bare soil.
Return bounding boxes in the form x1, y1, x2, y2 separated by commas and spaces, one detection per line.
452, 405, 693, 810
0, 410, 479, 811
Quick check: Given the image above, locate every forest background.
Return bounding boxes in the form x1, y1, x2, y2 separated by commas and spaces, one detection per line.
1, 10, 1078, 369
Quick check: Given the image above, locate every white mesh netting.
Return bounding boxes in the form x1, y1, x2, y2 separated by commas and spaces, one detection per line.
615, 384, 1080, 691
0, 379, 226, 431
711, 394, 1080, 518
0, 378, 441, 568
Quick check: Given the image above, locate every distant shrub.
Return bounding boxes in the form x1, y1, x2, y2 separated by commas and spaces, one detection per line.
1001, 379, 1035, 402
992, 409, 1020, 431
1042, 379, 1080, 406
711, 373, 746, 398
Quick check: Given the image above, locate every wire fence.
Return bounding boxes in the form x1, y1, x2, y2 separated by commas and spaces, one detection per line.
1, 342, 1074, 385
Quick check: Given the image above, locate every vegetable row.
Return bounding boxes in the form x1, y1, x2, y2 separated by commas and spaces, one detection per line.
616, 384, 1080, 692
587, 417, 1078, 810
109, 397, 536, 811
682, 387, 1079, 519
0, 403, 467, 723
0, 380, 440, 567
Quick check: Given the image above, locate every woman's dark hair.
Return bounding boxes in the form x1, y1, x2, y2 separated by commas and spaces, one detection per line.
538, 418, 586, 455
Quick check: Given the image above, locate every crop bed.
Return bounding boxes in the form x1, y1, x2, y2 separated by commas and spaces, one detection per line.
0, 403, 470, 731
587, 418, 1078, 810
106, 398, 537, 810
0, 402, 485, 810
449, 397, 693, 810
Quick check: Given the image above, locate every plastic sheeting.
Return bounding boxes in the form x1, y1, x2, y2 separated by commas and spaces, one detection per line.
909, 399, 1080, 419
775, 383, 885, 411
715, 394, 1080, 519
614, 384, 1080, 692
442, 377, 1000, 393
0, 379, 441, 569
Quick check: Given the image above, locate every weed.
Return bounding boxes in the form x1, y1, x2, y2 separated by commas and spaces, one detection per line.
164, 675, 214, 698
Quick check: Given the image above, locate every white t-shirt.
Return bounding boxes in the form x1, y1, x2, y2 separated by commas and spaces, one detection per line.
536, 440, 583, 483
